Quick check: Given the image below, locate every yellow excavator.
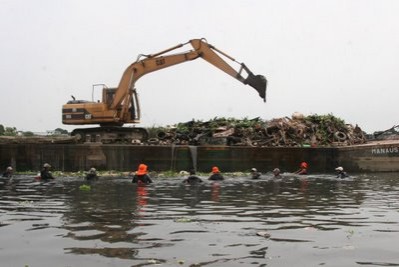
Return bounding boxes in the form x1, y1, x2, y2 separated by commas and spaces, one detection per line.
62, 38, 267, 143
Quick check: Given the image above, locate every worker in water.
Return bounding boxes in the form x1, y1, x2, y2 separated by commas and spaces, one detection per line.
2, 166, 13, 178
272, 168, 282, 178
40, 163, 55, 181
294, 161, 308, 175
208, 166, 224, 181
183, 169, 203, 184
335, 166, 349, 178
250, 168, 261, 179
85, 167, 99, 181
132, 164, 153, 184
1, 166, 13, 186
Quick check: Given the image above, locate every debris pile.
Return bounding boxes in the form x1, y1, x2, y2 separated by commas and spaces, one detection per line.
372, 125, 399, 140
146, 113, 367, 147
0, 114, 367, 146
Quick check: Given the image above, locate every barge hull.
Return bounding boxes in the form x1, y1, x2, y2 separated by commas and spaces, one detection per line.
1, 141, 398, 173
0, 144, 336, 173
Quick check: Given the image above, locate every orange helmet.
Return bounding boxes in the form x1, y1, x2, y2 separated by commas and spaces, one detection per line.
300, 162, 308, 168
212, 166, 220, 174
136, 164, 148, 175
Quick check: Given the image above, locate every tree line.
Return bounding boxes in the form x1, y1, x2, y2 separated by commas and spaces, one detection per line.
0, 125, 69, 136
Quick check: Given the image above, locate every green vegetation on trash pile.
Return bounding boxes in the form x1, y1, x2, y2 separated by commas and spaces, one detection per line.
147, 114, 350, 134
304, 113, 348, 145
305, 113, 347, 130
146, 117, 265, 138
195, 117, 265, 130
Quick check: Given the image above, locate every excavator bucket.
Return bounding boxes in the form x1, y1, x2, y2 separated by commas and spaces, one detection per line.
244, 73, 267, 102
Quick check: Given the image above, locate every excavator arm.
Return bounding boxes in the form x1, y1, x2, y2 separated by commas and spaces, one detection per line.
111, 38, 267, 122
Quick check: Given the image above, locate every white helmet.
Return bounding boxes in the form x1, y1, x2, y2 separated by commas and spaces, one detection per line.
43, 163, 51, 168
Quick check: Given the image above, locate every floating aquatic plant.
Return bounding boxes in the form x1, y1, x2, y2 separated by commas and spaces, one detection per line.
79, 184, 91, 191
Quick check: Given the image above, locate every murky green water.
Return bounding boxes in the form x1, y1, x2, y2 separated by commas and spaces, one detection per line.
1, 173, 399, 267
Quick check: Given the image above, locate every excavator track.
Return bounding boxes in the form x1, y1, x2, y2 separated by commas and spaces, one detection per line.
71, 127, 149, 144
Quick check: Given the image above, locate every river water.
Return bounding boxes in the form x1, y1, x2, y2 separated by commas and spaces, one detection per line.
1, 173, 399, 267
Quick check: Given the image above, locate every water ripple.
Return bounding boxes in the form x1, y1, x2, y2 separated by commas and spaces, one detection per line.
1, 174, 399, 266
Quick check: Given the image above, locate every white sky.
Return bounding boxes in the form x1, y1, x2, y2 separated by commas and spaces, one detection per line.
1, 0, 398, 133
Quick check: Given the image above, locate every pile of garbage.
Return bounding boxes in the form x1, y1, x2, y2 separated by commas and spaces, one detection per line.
146, 113, 367, 147
372, 125, 399, 140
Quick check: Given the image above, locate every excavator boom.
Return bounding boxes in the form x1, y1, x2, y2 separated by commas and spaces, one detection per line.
111, 39, 266, 112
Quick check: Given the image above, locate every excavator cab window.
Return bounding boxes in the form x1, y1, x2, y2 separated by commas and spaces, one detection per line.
103, 88, 117, 106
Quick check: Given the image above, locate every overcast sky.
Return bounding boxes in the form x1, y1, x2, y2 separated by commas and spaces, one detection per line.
1, 0, 398, 133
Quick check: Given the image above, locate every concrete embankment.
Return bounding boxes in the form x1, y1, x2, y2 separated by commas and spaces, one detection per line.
0, 143, 338, 173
